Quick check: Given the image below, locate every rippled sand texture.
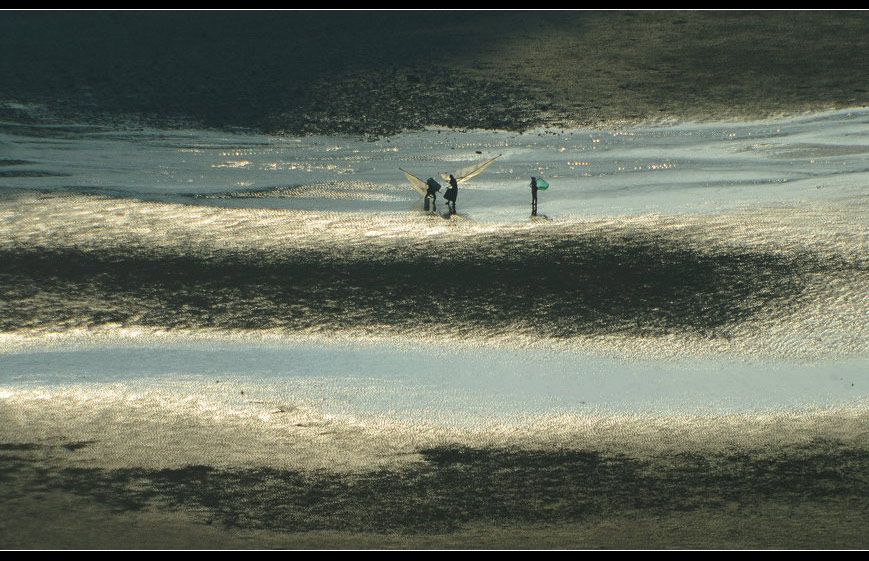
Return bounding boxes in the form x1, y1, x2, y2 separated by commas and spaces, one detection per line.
1, 191, 865, 360
1, 10, 867, 550
1, 386, 866, 549
1, 189, 866, 548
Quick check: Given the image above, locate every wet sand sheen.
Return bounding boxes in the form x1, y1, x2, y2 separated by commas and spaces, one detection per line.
1, 388, 866, 548
1, 192, 866, 547
0, 10, 866, 550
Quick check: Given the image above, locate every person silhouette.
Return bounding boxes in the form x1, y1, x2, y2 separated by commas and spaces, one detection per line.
425, 177, 441, 212
444, 174, 458, 214
530, 176, 538, 216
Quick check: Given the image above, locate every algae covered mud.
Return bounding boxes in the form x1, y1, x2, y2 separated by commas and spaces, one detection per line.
1, 9, 868, 549
1, 11, 867, 136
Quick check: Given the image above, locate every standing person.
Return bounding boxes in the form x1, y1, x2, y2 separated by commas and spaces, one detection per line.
530, 176, 538, 216
444, 174, 458, 214
425, 177, 441, 213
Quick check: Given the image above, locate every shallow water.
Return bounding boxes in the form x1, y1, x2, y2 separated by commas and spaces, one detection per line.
0, 109, 867, 548
2, 341, 866, 427
1, 108, 867, 218
1, 109, 867, 425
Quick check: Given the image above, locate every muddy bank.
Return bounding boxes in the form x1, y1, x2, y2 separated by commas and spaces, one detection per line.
1, 11, 866, 137
1, 401, 866, 548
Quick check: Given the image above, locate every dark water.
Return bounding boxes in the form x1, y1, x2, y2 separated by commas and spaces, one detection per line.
2, 11, 866, 136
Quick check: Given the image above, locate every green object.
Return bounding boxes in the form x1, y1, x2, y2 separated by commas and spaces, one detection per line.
536, 178, 549, 190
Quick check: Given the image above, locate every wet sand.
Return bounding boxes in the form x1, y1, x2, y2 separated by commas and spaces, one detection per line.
1, 11, 866, 136
0, 10, 867, 550
1, 390, 867, 549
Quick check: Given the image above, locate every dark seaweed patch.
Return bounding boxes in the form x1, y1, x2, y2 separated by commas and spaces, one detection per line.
5, 438, 862, 536
0, 227, 847, 338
